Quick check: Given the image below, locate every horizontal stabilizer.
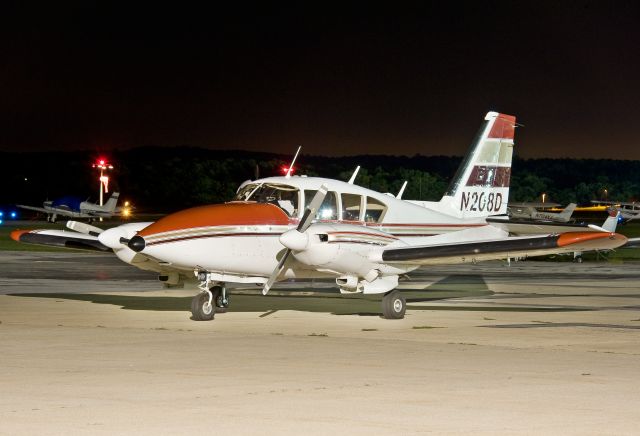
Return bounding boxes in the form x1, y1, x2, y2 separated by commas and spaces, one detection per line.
67, 220, 104, 236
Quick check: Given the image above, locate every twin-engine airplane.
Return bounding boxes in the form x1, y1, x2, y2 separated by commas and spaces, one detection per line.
11, 112, 628, 321
17, 192, 122, 223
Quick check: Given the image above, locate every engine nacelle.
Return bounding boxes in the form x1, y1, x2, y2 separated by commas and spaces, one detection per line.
158, 273, 184, 288
336, 274, 398, 295
291, 223, 412, 289
336, 275, 359, 293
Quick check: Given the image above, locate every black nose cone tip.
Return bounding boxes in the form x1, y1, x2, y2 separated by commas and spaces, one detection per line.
128, 235, 146, 252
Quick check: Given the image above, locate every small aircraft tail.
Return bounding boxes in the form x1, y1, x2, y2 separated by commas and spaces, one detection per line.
558, 203, 577, 221
573, 209, 621, 261
102, 192, 120, 212
438, 112, 516, 218
602, 209, 621, 232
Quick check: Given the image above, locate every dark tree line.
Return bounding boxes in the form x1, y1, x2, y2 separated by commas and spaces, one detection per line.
1, 147, 638, 212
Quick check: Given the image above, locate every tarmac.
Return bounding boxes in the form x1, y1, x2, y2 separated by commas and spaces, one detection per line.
1, 250, 640, 435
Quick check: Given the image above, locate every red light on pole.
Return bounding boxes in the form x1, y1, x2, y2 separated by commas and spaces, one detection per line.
92, 158, 114, 206
93, 158, 112, 171
282, 166, 294, 175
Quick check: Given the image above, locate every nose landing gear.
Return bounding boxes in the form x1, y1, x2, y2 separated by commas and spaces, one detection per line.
191, 291, 215, 321
192, 271, 229, 321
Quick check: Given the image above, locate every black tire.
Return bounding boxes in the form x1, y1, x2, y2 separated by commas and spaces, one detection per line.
382, 291, 406, 319
211, 286, 229, 313
191, 292, 215, 321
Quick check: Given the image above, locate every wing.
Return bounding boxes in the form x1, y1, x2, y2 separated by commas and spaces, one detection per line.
16, 205, 94, 218
382, 231, 627, 265
11, 227, 187, 280
10, 229, 111, 251
16, 205, 51, 214
623, 237, 640, 248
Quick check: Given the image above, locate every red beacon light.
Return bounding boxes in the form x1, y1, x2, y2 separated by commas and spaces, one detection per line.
93, 158, 113, 170
281, 166, 295, 176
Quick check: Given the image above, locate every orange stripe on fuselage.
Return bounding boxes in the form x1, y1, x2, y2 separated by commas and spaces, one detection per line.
138, 202, 290, 237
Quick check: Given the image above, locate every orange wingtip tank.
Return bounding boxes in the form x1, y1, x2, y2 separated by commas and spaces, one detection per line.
556, 231, 627, 247
10, 229, 32, 242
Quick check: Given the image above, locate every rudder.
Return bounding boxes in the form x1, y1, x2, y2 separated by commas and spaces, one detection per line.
438, 112, 516, 218
103, 192, 120, 212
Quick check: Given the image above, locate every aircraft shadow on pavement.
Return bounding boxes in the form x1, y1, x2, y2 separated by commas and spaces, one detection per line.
10, 275, 587, 315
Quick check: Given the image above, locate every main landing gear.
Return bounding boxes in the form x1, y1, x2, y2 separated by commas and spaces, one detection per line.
381, 290, 406, 319
191, 275, 230, 321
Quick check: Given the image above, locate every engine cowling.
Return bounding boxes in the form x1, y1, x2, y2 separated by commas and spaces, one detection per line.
289, 223, 413, 293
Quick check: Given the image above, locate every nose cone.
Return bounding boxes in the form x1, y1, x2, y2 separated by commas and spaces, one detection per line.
137, 202, 290, 238
128, 235, 146, 252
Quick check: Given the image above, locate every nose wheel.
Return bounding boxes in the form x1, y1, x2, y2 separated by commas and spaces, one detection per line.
191, 291, 215, 321
191, 282, 229, 321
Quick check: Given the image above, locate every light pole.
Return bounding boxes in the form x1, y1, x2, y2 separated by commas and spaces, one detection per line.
92, 158, 113, 206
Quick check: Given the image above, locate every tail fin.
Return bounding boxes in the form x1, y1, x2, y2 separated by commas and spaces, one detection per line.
601, 209, 621, 232
558, 203, 577, 221
102, 192, 120, 212
438, 112, 516, 218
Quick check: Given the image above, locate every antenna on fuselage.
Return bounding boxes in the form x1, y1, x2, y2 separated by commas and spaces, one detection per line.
285, 146, 302, 179
347, 165, 360, 184
396, 181, 408, 199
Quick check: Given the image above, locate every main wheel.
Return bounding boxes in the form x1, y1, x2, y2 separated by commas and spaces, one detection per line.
382, 291, 406, 319
191, 292, 215, 321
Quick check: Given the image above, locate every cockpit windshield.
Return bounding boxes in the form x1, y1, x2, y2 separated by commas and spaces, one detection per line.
234, 183, 300, 217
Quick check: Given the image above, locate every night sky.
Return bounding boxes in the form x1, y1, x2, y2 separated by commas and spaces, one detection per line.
2, 2, 640, 159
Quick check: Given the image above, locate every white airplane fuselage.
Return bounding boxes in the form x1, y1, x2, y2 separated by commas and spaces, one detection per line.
134, 175, 504, 284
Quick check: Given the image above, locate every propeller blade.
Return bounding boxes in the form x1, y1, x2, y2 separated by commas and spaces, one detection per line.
297, 184, 328, 233
263, 249, 291, 295
262, 184, 329, 295
66, 220, 104, 236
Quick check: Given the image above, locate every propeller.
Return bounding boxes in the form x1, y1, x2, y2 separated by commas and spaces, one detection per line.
65, 219, 147, 254
66, 220, 104, 236
262, 184, 328, 295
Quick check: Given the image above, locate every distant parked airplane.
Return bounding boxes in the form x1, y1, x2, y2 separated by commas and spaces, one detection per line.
17, 192, 121, 222
508, 202, 577, 222
590, 200, 640, 222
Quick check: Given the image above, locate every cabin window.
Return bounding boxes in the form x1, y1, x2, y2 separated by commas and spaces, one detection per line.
305, 190, 338, 220
364, 196, 387, 223
235, 183, 300, 217
341, 193, 362, 221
